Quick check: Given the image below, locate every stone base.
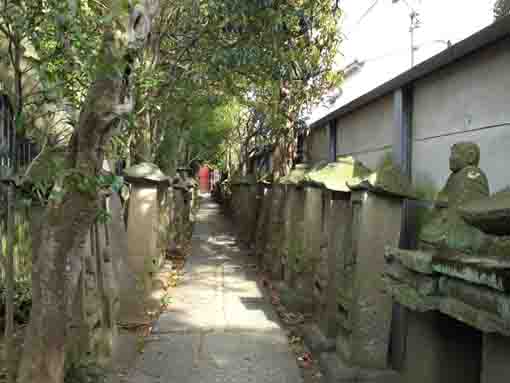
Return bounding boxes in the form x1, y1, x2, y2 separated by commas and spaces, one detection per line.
319, 353, 401, 383
482, 333, 510, 383
278, 285, 315, 313
302, 324, 336, 354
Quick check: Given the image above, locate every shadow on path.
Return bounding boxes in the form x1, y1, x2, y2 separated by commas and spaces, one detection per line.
119, 197, 303, 383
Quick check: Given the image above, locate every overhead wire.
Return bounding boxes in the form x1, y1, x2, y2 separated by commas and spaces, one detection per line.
342, 0, 380, 40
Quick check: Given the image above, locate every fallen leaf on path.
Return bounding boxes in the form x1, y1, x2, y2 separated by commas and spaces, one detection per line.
281, 312, 305, 325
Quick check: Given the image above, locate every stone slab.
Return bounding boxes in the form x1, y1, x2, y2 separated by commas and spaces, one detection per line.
432, 255, 510, 293
301, 324, 336, 354
385, 262, 438, 296
319, 353, 401, 383
438, 297, 510, 336
384, 277, 440, 312
481, 333, 510, 383
385, 247, 435, 275
439, 276, 510, 320
349, 192, 402, 369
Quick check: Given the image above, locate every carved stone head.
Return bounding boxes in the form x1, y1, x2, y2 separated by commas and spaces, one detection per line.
449, 142, 480, 172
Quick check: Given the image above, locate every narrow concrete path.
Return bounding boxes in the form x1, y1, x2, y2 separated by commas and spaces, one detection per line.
125, 197, 303, 383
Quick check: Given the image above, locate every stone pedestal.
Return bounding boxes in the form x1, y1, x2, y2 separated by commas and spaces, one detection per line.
231, 183, 241, 222
338, 188, 405, 370
481, 333, 510, 383
385, 246, 510, 383
238, 183, 259, 246
399, 310, 481, 383
255, 182, 273, 266
127, 185, 160, 279
266, 184, 287, 279
282, 185, 306, 287
294, 186, 324, 311
321, 193, 352, 340
124, 163, 170, 298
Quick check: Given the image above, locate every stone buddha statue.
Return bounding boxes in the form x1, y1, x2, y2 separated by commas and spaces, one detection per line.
420, 142, 490, 253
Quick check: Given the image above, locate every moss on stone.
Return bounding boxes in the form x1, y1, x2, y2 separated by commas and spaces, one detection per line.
384, 277, 439, 312
459, 188, 510, 236
279, 164, 310, 185
432, 254, 510, 293
386, 247, 436, 274
347, 156, 415, 198
124, 162, 169, 184
302, 157, 371, 192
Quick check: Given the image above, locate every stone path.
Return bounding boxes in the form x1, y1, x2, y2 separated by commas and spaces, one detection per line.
123, 197, 303, 383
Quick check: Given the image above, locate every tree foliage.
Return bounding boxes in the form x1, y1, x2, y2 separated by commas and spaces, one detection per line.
494, 0, 510, 19
0, 1, 342, 382
126, 0, 342, 174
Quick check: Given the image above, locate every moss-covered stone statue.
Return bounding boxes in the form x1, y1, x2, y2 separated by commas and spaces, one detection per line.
420, 142, 490, 253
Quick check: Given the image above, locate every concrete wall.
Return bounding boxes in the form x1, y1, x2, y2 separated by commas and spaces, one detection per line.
336, 94, 394, 170
307, 94, 393, 170
412, 36, 510, 193
306, 37, 510, 194
307, 123, 330, 164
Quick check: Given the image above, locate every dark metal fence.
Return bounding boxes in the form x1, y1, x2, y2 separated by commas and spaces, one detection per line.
0, 93, 39, 173
0, 93, 40, 281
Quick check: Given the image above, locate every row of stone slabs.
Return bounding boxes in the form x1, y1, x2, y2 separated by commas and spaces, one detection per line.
230, 158, 414, 382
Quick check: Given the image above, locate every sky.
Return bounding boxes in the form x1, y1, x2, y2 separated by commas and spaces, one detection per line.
307, 0, 496, 124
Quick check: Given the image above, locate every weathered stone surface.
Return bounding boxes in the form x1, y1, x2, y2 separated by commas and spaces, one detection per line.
438, 297, 510, 335
421, 209, 488, 255
301, 324, 336, 353
438, 276, 510, 320
481, 333, 510, 383
399, 310, 481, 383
279, 164, 309, 185
281, 186, 305, 286
438, 142, 489, 207
347, 161, 414, 198
236, 184, 260, 245
385, 262, 438, 296
320, 195, 351, 340
420, 142, 490, 254
265, 184, 287, 279
278, 285, 315, 313
385, 247, 435, 274
303, 157, 371, 192
432, 254, 510, 293
348, 190, 403, 369
384, 277, 440, 312
124, 162, 169, 184
255, 184, 273, 263
319, 353, 401, 383
127, 185, 160, 278
459, 188, 510, 236
293, 186, 323, 311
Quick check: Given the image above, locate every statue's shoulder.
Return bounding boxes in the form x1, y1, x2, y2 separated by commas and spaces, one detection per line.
459, 165, 487, 179
452, 166, 490, 200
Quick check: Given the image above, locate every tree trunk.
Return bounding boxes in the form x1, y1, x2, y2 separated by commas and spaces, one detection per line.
16, 2, 160, 381
5, 183, 16, 383
16, 192, 100, 383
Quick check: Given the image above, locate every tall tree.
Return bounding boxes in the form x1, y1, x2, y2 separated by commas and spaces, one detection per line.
0, 2, 342, 382
15, 1, 160, 383
139, 0, 341, 175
